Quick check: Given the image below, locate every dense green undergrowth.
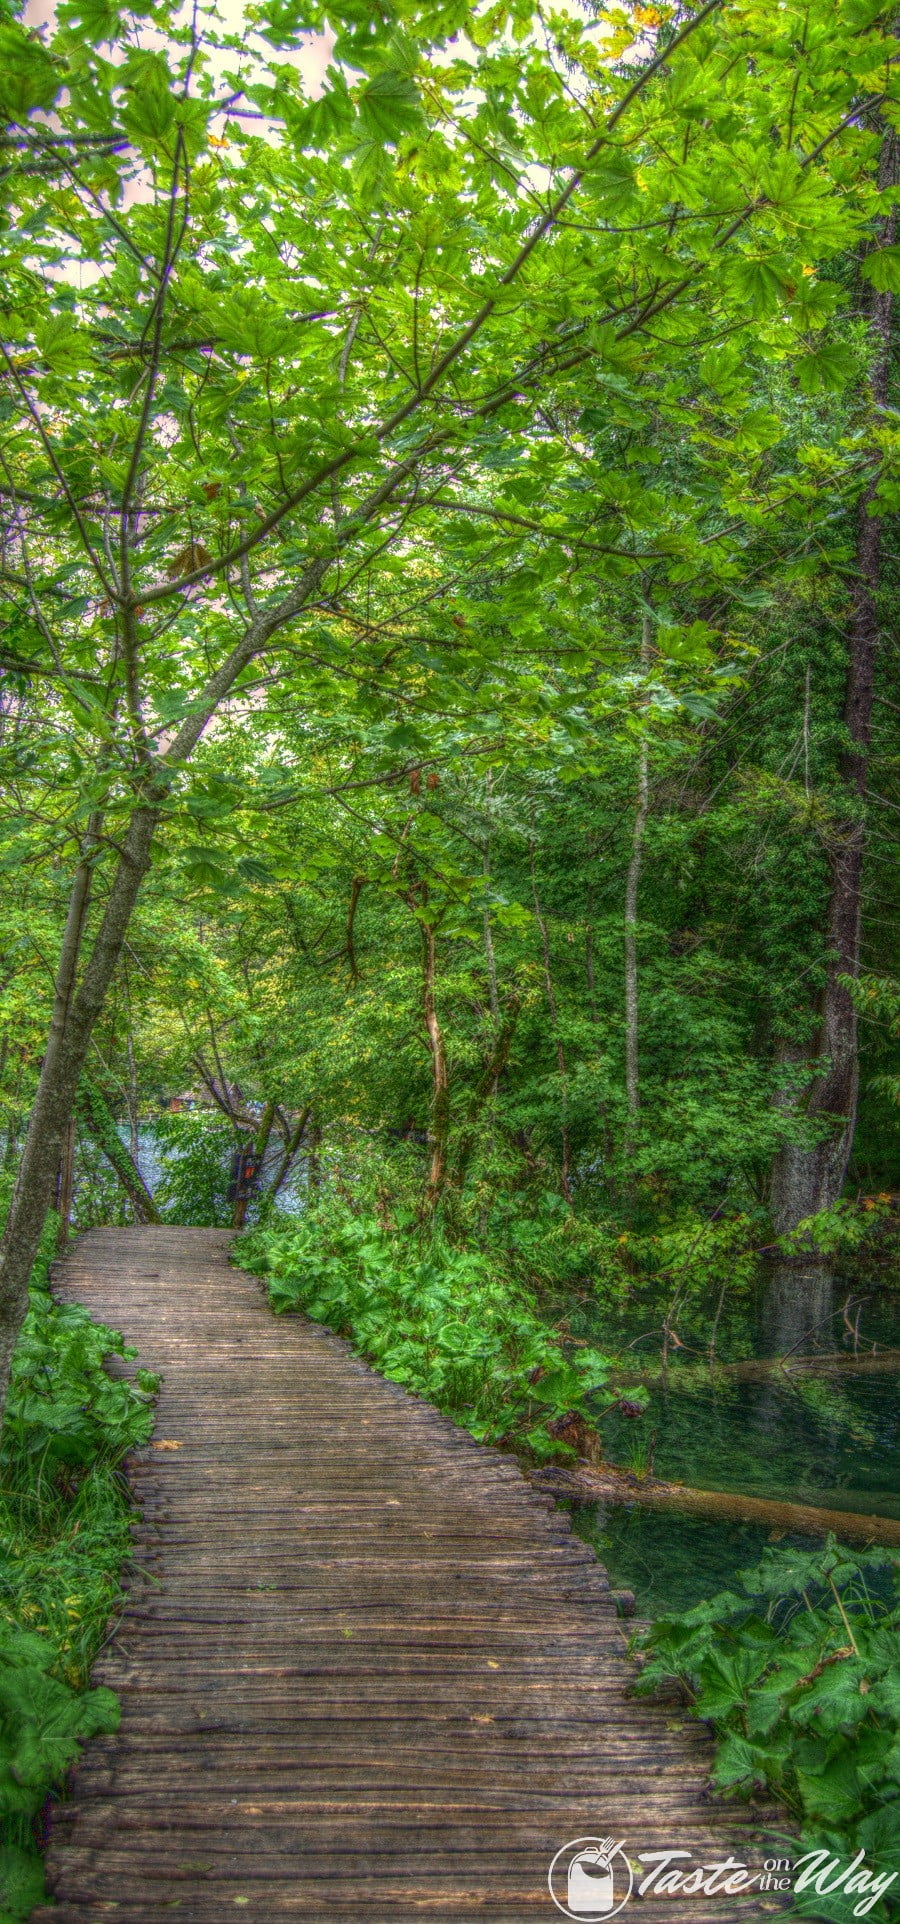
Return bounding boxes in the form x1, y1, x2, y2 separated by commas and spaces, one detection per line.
0, 1213, 157, 1923
636, 1539, 900, 1921
237, 1198, 621, 1458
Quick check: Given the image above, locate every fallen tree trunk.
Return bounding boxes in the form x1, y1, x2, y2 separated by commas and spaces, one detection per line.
610, 1347, 900, 1387
529, 1462, 900, 1549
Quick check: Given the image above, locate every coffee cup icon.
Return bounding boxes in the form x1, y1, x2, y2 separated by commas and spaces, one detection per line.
568, 1841, 617, 1914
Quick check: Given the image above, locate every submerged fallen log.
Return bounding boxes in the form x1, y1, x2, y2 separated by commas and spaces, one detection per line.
530, 1461, 900, 1550
610, 1347, 900, 1388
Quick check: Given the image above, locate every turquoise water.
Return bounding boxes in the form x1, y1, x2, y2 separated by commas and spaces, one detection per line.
570, 1280, 900, 1614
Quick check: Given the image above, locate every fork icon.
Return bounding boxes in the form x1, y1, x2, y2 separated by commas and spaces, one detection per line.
567, 1838, 623, 1915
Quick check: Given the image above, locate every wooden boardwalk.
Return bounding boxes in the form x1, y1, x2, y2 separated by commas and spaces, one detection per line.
35, 1227, 779, 1923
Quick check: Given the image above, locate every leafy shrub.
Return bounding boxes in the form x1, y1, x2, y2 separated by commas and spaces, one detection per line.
150, 1110, 234, 1225
778, 1197, 895, 1268
237, 1199, 616, 1457
4, 1298, 157, 1480
0, 1213, 158, 1922
0, 1629, 119, 1821
634, 1538, 900, 1922
70, 1127, 134, 1234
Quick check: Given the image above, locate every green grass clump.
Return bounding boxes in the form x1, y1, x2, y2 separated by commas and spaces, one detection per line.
0, 1214, 158, 1923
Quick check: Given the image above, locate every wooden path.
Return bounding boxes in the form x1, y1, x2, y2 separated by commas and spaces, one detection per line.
35, 1227, 780, 1923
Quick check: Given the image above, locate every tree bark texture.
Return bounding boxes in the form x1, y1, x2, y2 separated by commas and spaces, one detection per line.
232, 1099, 276, 1229
421, 918, 450, 1208
263, 1105, 312, 1210
0, 802, 159, 1421
625, 610, 652, 1125
530, 846, 573, 1205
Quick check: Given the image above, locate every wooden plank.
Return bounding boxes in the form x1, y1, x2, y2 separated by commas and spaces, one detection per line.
35, 1227, 787, 1922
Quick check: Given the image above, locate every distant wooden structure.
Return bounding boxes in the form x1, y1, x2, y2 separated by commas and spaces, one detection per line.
34, 1228, 781, 1922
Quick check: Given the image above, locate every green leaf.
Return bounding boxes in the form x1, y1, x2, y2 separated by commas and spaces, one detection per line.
725, 256, 789, 317
860, 245, 900, 293
0, 27, 61, 122
357, 69, 421, 142
580, 148, 637, 212
120, 56, 175, 143
795, 343, 849, 395
0, 1844, 45, 1918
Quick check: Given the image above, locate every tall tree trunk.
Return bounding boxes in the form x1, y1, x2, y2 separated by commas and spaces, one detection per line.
624, 610, 652, 1130
55, 1117, 76, 1254
421, 918, 450, 1208
530, 844, 573, 1206
307, 1116, 321, 1193
232, 1099, 276, 1230
261, 1104, 311, 1211
769, 135, 896, 1237
0, 802, 158, 1422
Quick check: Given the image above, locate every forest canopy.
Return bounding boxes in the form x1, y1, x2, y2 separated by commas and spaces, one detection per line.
0, 0, 898, 1417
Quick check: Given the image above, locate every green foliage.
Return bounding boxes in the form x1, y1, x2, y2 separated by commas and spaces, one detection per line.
0, 1217, 157, 1921
3, 1278, 157, 1480
634, 1539, 900, 1921
0, 1630, 119, 1824
237, 1198, 614, 1457
778, 1198, 893, 1265
150, 1112, 235, 1227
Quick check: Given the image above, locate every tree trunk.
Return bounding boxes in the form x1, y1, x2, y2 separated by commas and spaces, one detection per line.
530, 844, 573, 1205
0, 802, 159, 1423
232, 1099, 276, 1230
769, 136, 896, 1237
530, 1462, 900, 1550
262, 1105, 311, 1211
307, 1117, 321, 1192
55, 1117, 76, 1254
624, 610, 652, 1128
421, 918, 450, 1208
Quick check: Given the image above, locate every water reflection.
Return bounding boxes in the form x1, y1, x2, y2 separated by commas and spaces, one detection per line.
761, 1259, 835, 1356
576, 1270, 899, 1611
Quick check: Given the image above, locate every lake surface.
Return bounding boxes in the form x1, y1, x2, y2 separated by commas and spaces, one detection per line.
123, 1121, 307, 1216
571, 1276, 900, 1614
